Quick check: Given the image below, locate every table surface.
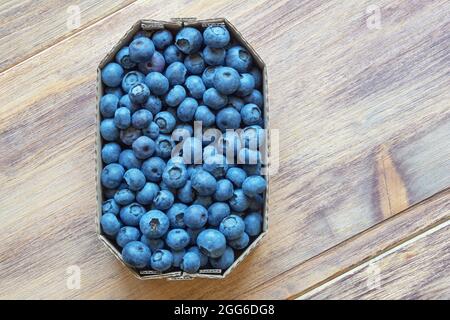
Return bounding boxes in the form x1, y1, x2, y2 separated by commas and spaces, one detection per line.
0, 0, 449, 300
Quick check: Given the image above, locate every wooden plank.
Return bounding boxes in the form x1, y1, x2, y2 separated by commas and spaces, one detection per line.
0, 0, 449, 299
298, 220, 450, 300
0, 0, 135, 72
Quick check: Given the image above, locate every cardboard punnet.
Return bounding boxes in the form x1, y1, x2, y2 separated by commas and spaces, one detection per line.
96, 18, 269, 280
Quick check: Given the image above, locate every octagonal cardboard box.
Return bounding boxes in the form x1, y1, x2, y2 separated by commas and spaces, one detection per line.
96, 18, 269, 280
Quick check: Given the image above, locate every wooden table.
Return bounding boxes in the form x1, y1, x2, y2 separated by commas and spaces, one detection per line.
0, 0, 449, 300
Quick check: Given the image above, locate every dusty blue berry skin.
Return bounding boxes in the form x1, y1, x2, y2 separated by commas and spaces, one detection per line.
203, 154, 228, 179
242, 175, 266, 197
129, 37, 155, 63
116, 226, 141, 247
120, 126, 142, 145
114, 107, 131, 129
100, 119, 119, 142
213, 67, 240, 95
155, 134, 175, 159
102, 62, 124, 87
164, 84, 186, 107
140, 236, 164, 251
202, 66, 217, 88
136, 182, 159, 205
175, 27, 203, 54
142, 121, 160, 140
102, 199, 120, 216
150, 249, 173, 271
187, 246, 208, 266
177, 97, 198, 122
228, 96, 244, 111
194, 105, 215, 127
181, 137, 202, 164
197, 229, 227, 258
191, 170, 217, 196
119, 94, 138, 113
226, 167, 247, 188
249, 67, 262, 88
119, 202, 145, 226
181, 251, 201, 273
243, 89, 263, 108
203, 88, 228, 110
105, 86, 124, 98
140, 210, 170, 239
228, 232, 249, 250
119, 149, 142, 170
244, 212, 263, 236
163, 44, 184, 64
184, 204, 208, 229
214, 179, 234, 202
115, 46, 136, 69
163, 163, 188, 189
141, 157, 165, 182
153, 190, 175, 210
171, 249, 186, 267
143, 95, 162, 115
177, 180, 195, 204
229, 189, 249, 212
152, 112, 175, 135
238, 148, 261, 165
236, 73, 255, 97
114, 188, 135, 205
138, 51, 165, 74
219, 214, 245, 240
129, 83, 150, 105
101, 213, 121, 237
203, 26, 230, 48
121, 70, 145, 93
203, 46, 225, 66
194, 196, 213, 208
100, 94, 119, 118
166, 228, 190, 250
101, 163, 125, 189
123, 168, 146, 191
101, 142, 121, 164
167, 203, 188, 228
226, 46, 253, 73
132, 136, 155, 159
165, 61, 187, 86
218, 131, 241, 157
184, 53, 205, 75
208, 202, 231, 226
145, 72, 169, 96
241, 125, 264, 149
240, 103, 262, 126
216, 107, 241, 130
185, 75, 206, 99
122, 241, 152, 269
210, 246, 234, 269
152, 29, 173, 50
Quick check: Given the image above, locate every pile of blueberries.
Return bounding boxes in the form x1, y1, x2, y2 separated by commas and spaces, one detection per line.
99, 23, 266, 274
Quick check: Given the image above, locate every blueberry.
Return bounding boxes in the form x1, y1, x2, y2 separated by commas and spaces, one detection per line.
241, 125, 264, 149
203, 88, 228, 110
228, 96, 244, 111
238, 148, 261, 165
103, 187, 117, 200
145, 72, 169, 96
162, 162, 188, 189
214, 179, 234, 202
166, 228, 190, 250
102, 199, 120, 216
140, 236, 164, 251
153, 189, 174, 210
181, 251, 200, 273
249, 66, 262, 88
102, 62, 124, 87
141, 156, 166, 182
119, 202, 145, 226
184, 204, 208, 229
226, 167, 247, 188
203, 25, 230, 48
191, 170, 217, 196
243, 163, 262, 176
228, 189, 249, 212
119, 94, 139, 113
164, 84, 186, 107
116, 226, 141, 247
194, 105, 215, 127
143, 95, 162, 114
114, 107, 131, 129
203, 46, 225, 66
101, 142, 121, 164
203, 154, 228, 178
172, 249, 186, 267
240, 103, 262, 126
129, 37, 155, 63
248, 193, 264, 211
115, 46, 136, 69
175, 27, 203, 54
208, 202, 231, 226
173, 124, 193, 142
182, 137, 203, 164
142, 121, 160, 140
163, 44, 184, 64
193, 196, 213, 208
225, 46, 253, 73
100, 94, 119, 118
244, 212, 263, 236
152, 29, 173, 50
210, 246, 234, 269
132, 136, 155, 159
202, 66, 217, 88
243, 89, 263, 108
100, 213, 121, 237
167, 203, 188, 228
136, 182, 160, 205
104, 86, 124, 98
184, 53, 205, 75
216, 107, 241, 130
119, 149, 142, 170
137, 51, 165, 74
187, 246, 208, 267
129, 83, 150, 105
219, 214, 245, 240
185, 75, 206, 99
120, 127, 142, 146
213, 67, 240, 95
122, 241, 151, 269
150, 249, 173, 271
114, 188, 135, 205
165, 61, 187, 86
242, 175, 266, 197
177, 180, 195, 204
155, 134, 175, 159
196, 229, 226, 258
228, 232, 249, 250
218, 131, 241, 158
236, 73, 255, 97
101, 163, 125, 189
159, 180, 177, 195
177, 97, 198, 122
100, 119, 119, 142
123, 168, 146, 191
140, 210, 170, 239
121, 70, 145, 93
203, 145, 218, 160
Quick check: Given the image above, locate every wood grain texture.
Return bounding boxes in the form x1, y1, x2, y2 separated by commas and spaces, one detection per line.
0, 0, 449, 299
298, 221, 450, 300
